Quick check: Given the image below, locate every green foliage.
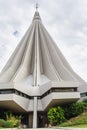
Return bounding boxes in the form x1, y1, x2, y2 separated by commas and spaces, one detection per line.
4, 111, 11, 120
64, 102, 86, 119
6, 113, 21, 126
4, 120, 14, 128
70, 102, 85, 116
47, 102, 87, 126
48, 107, 57, 125
63, 104, 71, 119
0, 120, 15, 128
47, 106, 65, 125
60, 112, 87, 127
0, 119, 5, 127
0, 112, 22, 128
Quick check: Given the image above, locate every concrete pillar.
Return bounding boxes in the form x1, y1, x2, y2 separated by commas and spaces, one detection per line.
33, 97, 38, 128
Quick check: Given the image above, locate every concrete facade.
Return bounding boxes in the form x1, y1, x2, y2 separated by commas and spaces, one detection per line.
0, 11, 86, 128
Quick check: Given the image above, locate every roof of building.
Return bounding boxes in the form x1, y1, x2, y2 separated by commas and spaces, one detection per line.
0, 11, 85, 91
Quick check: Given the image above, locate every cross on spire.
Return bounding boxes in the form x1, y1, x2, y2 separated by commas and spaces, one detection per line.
35, 0, 38, 11
36, 3, 38, 10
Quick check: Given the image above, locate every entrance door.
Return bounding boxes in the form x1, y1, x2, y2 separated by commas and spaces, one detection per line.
38, 112, 48, 128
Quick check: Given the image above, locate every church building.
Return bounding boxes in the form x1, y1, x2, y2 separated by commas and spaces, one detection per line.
0, 10, 86, 128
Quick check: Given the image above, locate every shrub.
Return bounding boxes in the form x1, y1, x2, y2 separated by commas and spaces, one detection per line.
60, 112, 87, 127
70, 102, 85, 117
0, 119, 5, 127
64, 102, 86, 119
4, 120, 14, 128
47, 106, 65, 125
6, 113, 21, 127
63, 104, 71, 119
0, 112, 22, 128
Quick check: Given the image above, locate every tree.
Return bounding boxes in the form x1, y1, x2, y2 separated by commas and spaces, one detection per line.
64, 102, 86, 119
47, 106, 65, 125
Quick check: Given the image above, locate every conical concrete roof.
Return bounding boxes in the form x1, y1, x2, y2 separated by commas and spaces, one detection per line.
0, 11, 85, 86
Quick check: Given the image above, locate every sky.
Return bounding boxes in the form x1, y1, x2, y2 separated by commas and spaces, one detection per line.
0, 0, 87, 81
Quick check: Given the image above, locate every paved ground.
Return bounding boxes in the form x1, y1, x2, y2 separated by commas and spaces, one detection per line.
20, 128, 87, 130
2, 128, 87, 130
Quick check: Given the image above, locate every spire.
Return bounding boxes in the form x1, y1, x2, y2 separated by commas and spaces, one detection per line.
36, 3, 38, 11
33, 10, 41, 21
35, 0, 39, 11
33, 0, 41, 21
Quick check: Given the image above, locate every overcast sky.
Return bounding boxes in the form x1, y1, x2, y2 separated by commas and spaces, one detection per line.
0, 0, 87, 81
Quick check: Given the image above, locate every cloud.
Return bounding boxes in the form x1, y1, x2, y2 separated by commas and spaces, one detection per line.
0, 0, 87, 81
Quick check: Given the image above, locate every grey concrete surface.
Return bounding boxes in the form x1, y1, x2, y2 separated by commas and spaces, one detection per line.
0, 128, 87, 130
20, 128, 87, 130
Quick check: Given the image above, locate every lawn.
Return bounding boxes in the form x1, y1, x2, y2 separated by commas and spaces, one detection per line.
60, 112, 87, 127
71, 124, 87, 128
